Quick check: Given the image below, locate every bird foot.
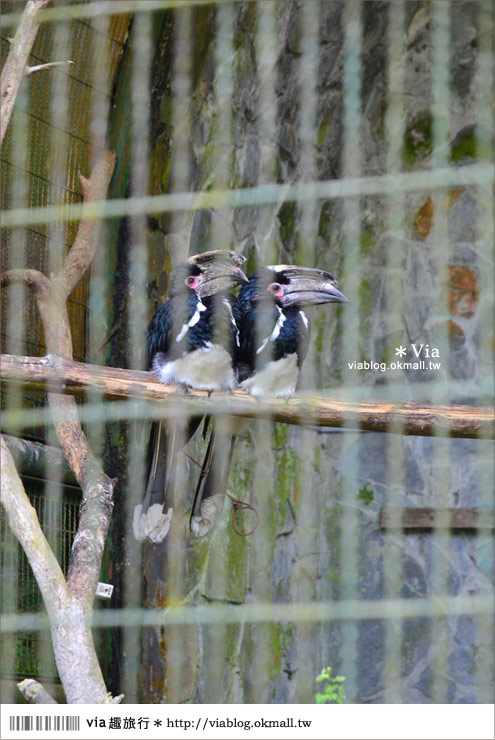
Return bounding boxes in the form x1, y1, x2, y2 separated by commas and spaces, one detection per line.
133, 503, 173, 543
168, 384, 188, 397
190, 494, 225, 537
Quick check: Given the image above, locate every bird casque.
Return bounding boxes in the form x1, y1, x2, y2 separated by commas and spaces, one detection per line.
189, 264, 348, 537
133, 250, 248, 544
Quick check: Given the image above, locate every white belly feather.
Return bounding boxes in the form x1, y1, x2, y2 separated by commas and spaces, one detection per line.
153, 345, 235, 390
240, 353, 299, 398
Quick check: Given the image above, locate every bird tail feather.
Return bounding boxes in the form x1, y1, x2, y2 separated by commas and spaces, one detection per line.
133, 421, 175, 542
190, 428, 236, 536
134, 417, 201, 543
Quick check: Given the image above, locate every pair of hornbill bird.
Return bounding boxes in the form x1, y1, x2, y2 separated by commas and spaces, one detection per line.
133, 249, 347, 544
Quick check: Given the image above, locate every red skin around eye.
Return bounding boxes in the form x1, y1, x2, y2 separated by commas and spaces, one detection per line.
267, 282, 284, 299
185, 275, 200, 290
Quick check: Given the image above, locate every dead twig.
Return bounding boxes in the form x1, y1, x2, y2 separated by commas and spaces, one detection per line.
27, 60, 73, 74
0, 0, 52, 145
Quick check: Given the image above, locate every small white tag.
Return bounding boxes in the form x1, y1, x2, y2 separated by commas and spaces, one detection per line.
95, 582, 114, 599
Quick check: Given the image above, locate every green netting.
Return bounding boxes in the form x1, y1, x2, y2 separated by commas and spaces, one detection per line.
0, 2, 131, 378
0, 480, 80, 679
0, 3, 131, 687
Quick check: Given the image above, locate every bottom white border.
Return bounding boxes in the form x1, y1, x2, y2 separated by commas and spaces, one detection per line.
1, 703, 494, 740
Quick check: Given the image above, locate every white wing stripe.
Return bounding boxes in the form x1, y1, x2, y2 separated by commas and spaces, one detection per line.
223, 297, 240, 347
176, 300, 207, 342
256, 306, 286, 354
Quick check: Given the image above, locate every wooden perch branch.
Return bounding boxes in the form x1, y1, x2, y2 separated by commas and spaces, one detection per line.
1, 354, 493, 439
1, 0, 52, 145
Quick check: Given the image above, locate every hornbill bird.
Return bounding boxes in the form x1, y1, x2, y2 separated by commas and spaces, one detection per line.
133, 249, 248, 544
189, 264, 348, 537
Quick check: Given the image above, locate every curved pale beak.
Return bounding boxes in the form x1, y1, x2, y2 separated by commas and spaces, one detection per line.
190, 249, 248, 297
267, 265, 348, 307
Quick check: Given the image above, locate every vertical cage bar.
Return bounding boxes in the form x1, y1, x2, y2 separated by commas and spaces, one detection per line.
40, 12, 72, 684
430, 0, 452, 704
121, 7, 153, 703
383, 0, 406, 703
249, 0, 279, 702
255, 0, 278, 264
295, 0, 322, 700
339, 0, 363, 702
2, 1, 31, 701
169, 4, 192, 265
86, 13, 114, 699
473, 0, 495, 704
164, 4, 192, 704
202, 1, 236, 701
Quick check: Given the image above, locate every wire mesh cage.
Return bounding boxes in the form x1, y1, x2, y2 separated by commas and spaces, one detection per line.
0, 0, 494, 710
1, 479, 79, 679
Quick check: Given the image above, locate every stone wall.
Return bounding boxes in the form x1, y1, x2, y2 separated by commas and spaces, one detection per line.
110, 1, 493, 703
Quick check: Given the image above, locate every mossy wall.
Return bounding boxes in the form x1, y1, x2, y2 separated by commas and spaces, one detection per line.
106, 1, 493, 704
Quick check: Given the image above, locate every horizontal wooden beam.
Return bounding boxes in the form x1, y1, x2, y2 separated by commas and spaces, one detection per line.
1, 353, 493, 439
380, 507, 494, 530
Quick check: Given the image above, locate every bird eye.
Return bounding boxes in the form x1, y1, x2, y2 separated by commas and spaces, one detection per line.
185, 275, 198, 288
267, 282, 283, 297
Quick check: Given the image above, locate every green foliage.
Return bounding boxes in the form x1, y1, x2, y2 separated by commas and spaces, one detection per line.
449, 131, 492, 164
403, 114, 432, 167
315, 666, 346, 704
278, 201, 297, 246
359, 225, 375, 254
359, 279, 373, 316
272, 421, 288, 449
357, 485, 374, 506
449, 132, 477, 163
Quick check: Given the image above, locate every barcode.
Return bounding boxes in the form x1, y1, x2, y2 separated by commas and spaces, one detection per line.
9, 716, 80, 731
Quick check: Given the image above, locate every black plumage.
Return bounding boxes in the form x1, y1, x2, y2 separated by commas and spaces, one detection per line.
134, 252, 247, 544
148, 265, 240, 378
235, 267, 311, 395
189, 264, 348, 536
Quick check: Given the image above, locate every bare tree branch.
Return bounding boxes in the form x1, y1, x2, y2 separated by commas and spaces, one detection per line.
27, 60, 73, 75
2, 434, 76, 484
1, 436, 111, 703
1, 436, 69, 614
1, 354, 493, 439
2, 1, 120, 704
1, 149, 117, 700
0, 0, 52, 145
59, 151, 117, 296
1, 152, 117, 602
17, 679, 58, 704
0, 268, 49, 291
